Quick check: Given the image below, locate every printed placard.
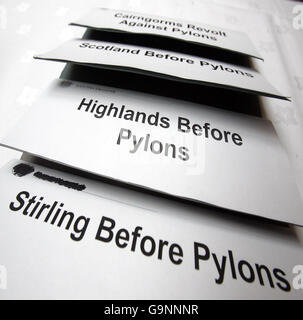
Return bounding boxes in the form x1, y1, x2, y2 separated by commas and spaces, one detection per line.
34, 39, 287, 100
70, 8, 262, 59
0, 159, 303, 299
1, 79, 302, 225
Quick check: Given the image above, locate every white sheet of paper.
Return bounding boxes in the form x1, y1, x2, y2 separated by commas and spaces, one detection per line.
1, 79, 302, 225
0, 159, 302, 299
70, 7, 262, 59
34, 39, 287, 100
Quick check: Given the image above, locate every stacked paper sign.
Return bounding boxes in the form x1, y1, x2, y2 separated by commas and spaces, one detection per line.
0, 159, 302, 299
1, 79, 302, 225
34, 39, 287, 100
70, 8, 262, 59
1, 8, 302, 234
1, 5, 303, 301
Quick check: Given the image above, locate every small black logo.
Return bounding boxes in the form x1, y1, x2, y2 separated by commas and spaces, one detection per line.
12, 163, 35, 177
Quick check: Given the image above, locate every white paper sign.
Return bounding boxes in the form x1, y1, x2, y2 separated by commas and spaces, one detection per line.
34, 39, 287, 100
0, 159, 302, 299
1, 79, 302, 225
70, 7, 262, 59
